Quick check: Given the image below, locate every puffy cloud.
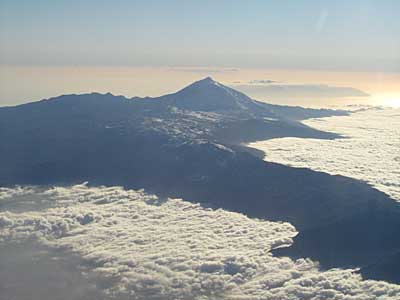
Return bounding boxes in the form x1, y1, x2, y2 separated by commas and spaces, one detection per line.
0, 214, 14, 227
1, 184, 399, 299
249, 108, 400, 202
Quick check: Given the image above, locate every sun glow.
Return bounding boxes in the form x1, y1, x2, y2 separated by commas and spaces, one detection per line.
383, 98, 400, 108
370, 95, 400, 108
369, 91, 400, 108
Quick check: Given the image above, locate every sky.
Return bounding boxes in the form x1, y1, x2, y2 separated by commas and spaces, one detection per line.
1, 0, 399, 71
0, 0, 399, 106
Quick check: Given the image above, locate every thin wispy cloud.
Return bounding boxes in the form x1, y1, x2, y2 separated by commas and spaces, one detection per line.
170, 67, 240, 74
232, 81, 370, 99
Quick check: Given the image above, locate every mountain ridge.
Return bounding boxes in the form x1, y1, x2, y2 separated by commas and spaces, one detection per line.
0, 78, 398, 283
0, 77, 344, 145
5, 77, 347, 120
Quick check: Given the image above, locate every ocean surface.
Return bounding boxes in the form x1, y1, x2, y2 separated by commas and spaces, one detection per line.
249, 107, 400, 202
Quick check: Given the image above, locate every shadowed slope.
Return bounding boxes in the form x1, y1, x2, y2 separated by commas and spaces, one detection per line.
0, 78, 399, 283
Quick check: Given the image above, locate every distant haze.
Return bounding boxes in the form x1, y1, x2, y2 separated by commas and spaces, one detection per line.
1, 1, 399, 107
1, 66, 399, 108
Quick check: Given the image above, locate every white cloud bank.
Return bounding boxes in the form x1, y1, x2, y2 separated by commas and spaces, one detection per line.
1, 183, 400, 299
249, 108, 400, 202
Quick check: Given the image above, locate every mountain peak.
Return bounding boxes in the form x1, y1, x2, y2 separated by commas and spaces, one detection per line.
189, 76, 218, 87
199, 76, 215, 83
162, 77, 277, 117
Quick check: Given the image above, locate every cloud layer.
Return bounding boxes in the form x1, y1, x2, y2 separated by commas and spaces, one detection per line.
249, 108, 400, 202
1, 184, 400, 299
232, 82, 369, 99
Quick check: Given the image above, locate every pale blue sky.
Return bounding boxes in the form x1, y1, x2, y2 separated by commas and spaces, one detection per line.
0, 0, 399, 71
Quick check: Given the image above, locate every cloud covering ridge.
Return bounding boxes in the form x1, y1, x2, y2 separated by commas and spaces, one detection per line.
1, 184, 400, 299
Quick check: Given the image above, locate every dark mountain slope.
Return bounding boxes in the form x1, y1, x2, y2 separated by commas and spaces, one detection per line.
359, 251, 400, 284
0, 78, 399, 283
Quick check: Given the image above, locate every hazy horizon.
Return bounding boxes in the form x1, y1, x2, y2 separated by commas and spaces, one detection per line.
1, 0, 399, 108
1, 65, 400, 108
